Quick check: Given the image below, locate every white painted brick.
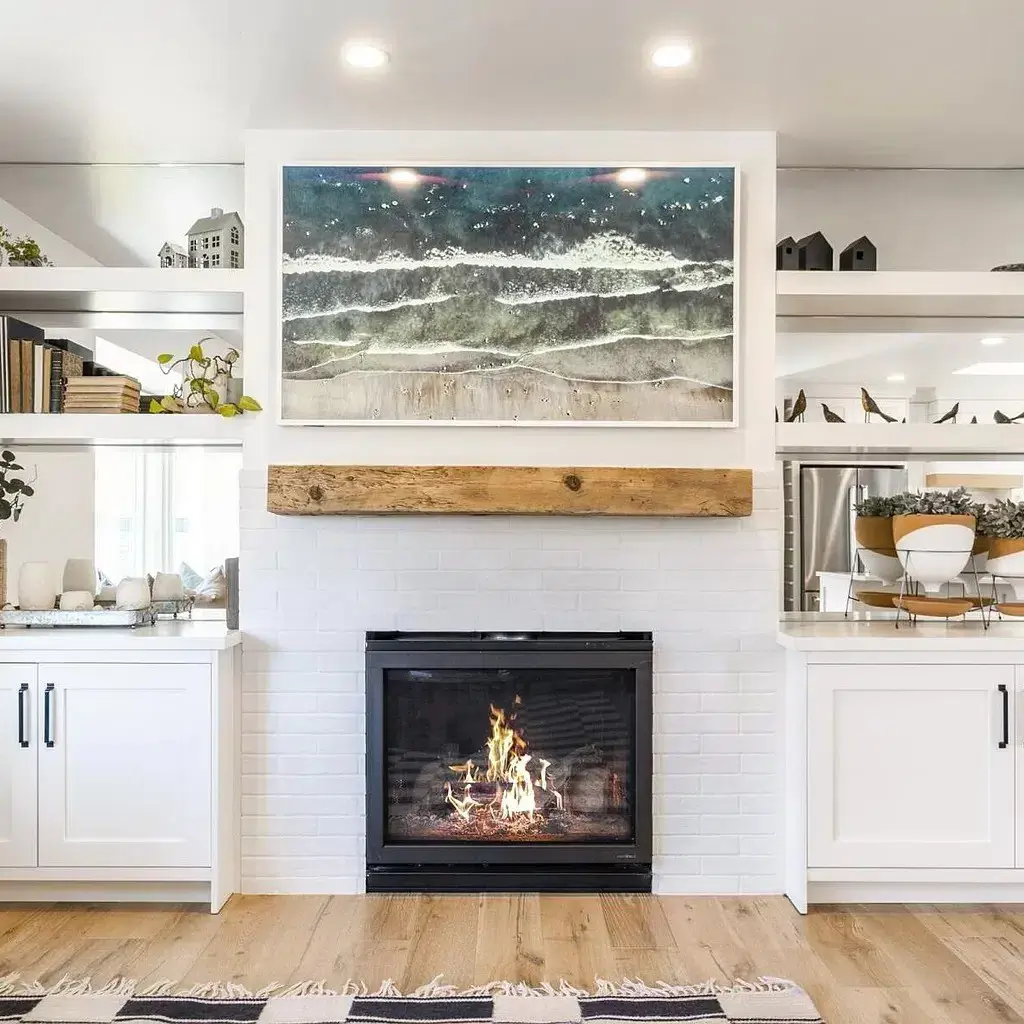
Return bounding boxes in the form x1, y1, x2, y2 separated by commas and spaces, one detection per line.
239, 482, 783, 894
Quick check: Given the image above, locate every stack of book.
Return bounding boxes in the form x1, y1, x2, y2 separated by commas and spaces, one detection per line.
0, 315, 93, 413
63, 376, 141, 414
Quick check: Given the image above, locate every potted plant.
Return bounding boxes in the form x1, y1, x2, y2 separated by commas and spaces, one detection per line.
980, 499, 1024, 598
891, 488, 977, 592
971, 501, 995, 572
148, 339, 261, 417
853, 493, 903, 583
0, 226, 52, 266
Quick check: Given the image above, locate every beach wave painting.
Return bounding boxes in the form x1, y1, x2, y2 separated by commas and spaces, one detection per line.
281, 166, 736, 422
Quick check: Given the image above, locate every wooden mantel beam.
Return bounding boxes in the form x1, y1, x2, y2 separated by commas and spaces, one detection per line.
267, 465, 753, 517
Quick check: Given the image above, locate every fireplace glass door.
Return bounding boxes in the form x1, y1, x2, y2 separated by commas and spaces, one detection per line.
383, 668, 636, 844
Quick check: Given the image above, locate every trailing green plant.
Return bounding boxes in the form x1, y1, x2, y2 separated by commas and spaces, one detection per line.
0, 449, 35, 522
889, 487, 975, 517
0, 226, 52, 266
148, 340, 262, 418
854, 494, 897, 517
977, 498, 1024, 539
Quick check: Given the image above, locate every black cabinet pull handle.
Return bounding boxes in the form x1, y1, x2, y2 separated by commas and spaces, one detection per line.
17, 683, 28, 748
999, 684, 1010, 749
43, 683, 54, 748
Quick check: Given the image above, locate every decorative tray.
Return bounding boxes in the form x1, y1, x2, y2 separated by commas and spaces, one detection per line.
0, 608, 157, 628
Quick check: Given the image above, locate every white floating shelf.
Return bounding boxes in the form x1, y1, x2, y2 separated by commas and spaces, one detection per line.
0, 267, 243, 330
0, 413, 246, 447
777, 271, 1024, 331
777, 422, 1024, 456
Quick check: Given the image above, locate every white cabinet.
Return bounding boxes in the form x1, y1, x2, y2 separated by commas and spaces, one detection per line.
37, 664, 212, 868
0, 666, 37, 868
808, 664, 1015, 869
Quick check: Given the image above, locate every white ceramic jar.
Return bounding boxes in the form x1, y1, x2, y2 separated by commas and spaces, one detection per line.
115, 577, 151, 610
62, 558, 96, 594
18, 562, 56, 610
152, 572, 184, 602
59, 590, 95, 611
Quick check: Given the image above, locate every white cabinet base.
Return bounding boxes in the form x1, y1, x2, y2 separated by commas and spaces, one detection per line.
0, 879, 214, 904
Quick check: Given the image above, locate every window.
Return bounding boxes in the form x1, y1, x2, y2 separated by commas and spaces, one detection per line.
95, 448, 241, 583
188, 238, 197, 252
202, 236, 210, 249
212, 234, 220, 248
230, 226, 239, 245
211, 253, 220, 266
230, 251, 239, 268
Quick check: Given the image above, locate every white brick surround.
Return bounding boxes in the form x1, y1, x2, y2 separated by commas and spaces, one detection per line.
238, 468, 783, 895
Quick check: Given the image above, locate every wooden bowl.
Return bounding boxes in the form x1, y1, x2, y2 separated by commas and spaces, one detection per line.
896, 596, 972, 618
996, 602, 1024, 617
855, 591, 897, 608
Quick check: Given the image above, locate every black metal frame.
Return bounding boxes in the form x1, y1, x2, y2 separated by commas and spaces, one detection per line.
365, 631, 653, 892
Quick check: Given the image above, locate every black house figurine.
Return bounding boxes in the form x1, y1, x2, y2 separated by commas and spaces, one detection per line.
776, 236, 799, 270
796, 232, 833, 271
839, 235, 877, 271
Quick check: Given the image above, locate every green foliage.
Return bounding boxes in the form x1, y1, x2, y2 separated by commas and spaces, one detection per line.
0, 225, 52, 266
0, 448, 34, 523
854, 494, 896, 517
978, 499, 1024, 539
890, 487, 975, 517
147, 342, 263, 416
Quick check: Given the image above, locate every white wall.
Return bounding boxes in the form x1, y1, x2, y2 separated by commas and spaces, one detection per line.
0, 164, 243, 266
0, 196, 98, 266
0, 450, 95, 605
778, 169, 1024, 271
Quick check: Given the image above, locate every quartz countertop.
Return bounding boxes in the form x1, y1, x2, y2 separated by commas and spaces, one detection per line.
779, 612, 1024, 651
0, 619, 241, 651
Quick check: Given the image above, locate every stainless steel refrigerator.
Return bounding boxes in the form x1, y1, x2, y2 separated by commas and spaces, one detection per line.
783, 463, 908, 611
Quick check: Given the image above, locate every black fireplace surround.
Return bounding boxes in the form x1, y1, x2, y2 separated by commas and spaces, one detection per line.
365, 631, 653, 892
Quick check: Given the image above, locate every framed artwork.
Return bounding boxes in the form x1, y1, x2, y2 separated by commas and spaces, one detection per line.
280, 165, 736, 424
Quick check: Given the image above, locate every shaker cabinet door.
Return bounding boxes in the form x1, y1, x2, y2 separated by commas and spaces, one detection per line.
0, 666, 38, 868
37, 663, 212, 868
808, 663, 1015, 869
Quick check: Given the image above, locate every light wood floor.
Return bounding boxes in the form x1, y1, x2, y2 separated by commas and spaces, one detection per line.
1, 896, 1023, 1023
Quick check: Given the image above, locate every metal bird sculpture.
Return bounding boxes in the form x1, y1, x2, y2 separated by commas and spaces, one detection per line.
785, 389, 807, 423
970, 415, 978, 423
934, 402, 959, 424
860, 387, 897, 422
821, 403, 845, 423
775, 406, 779, 423
995, 410, 1014, 423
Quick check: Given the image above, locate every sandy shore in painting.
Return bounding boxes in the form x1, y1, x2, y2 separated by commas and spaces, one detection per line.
282, 367, 732, 422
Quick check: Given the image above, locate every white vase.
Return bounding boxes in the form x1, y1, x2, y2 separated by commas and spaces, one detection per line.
986, 539, 1024, 599
62, 558, 96, 594
59, 590, 94, 611
18, 562, 56, 610
893, 514, 976, 594
152, 572, 184, 602
115, 577, 151, 610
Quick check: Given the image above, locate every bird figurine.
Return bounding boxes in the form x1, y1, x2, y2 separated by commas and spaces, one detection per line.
821, 402, 845, 423
934, 402, 959, 424
775, 406, 779, 423
785, 389, 807, 423
860, 387, 897, 422
970, 415, 978, 423
995, 410, 1014, 423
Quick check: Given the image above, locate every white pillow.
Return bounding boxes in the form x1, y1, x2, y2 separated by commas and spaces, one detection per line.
191, 565, 227, 604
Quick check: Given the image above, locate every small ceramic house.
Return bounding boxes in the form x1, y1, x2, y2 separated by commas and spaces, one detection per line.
776, 236, 799, 270
839, 235, 877, 271
796, 231, 833, 271
157, 241, 188, 268
185, 207, 244, 269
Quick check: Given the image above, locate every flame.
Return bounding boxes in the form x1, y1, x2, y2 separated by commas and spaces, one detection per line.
445, 701, 563, 825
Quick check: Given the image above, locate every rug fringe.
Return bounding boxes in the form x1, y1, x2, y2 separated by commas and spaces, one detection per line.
0, 975, 802, 998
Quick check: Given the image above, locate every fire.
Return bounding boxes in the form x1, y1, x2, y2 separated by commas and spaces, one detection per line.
445, 702, 563, 825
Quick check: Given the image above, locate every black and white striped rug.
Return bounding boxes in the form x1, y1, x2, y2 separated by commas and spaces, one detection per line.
0, 977, 822, 1024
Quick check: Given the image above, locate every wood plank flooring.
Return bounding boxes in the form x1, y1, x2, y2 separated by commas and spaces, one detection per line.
0, 896, 1022, 1023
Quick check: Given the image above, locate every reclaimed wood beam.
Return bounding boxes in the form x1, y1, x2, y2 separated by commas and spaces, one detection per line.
267, 465, 753, 517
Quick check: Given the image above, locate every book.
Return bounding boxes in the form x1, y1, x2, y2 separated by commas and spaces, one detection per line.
19, 340, 33, 415
48, 348, 64, 413
8, 339, 20, 413
33, 344, 44, 413
0, 317, 45, 413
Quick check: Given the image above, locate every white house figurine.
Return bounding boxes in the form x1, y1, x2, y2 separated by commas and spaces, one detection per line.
157, 241, 188, 268
156, 207, 244, 269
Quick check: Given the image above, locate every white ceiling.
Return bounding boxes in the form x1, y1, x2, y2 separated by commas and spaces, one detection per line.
2, 0, 1023, 167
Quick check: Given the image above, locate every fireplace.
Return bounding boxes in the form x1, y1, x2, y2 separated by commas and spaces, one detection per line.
365, 631, 653, 892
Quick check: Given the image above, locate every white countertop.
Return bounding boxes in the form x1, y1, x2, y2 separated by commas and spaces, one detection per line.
0, 620, 241, 651
779, 612, 1024, 651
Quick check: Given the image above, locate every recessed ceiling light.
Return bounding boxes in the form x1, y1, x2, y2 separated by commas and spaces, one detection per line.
341, 41, 390, 70
387, 168, 421, 188
954, 362, 1024, 375
981, 336, 1008, 346
616, 168, 648, 187
650, 42, 694, 69
886, 373, 905, 382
